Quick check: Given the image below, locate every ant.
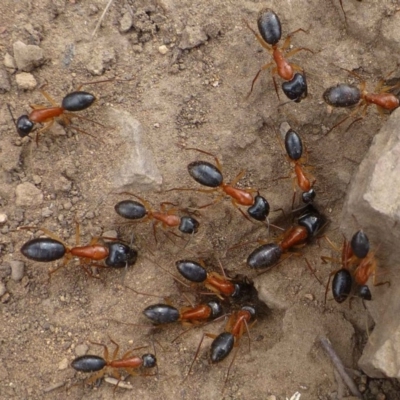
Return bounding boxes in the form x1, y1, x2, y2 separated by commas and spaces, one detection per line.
167, 148, 270, 223
323, 68, 400, 133
176, 259, 253, 299
281, 72, 308, 103
276, 128, 316, 206
247, 205, 325, 270
114, 193, 199, 243
12, 78, 120, 144
71, 338, 156, 386
323, 230, 387, 304
186, 305, 256, 385
143, 300, 222, 325
19, 224, 137, 276
244, 8, 312, 100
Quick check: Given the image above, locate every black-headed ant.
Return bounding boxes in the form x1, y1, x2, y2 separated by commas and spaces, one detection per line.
114, 193, 199, 242
71, 338, 156, 386
323, 68, 400, 133
244, 8, 312, 100
167, 148, 270, 224
19, 225, 137, 276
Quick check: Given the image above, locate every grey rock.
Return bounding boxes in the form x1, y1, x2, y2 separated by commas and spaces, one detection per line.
120, 11, 133, 33
0, 68, 11, 93
3, 53, 16, 69
108, 108, 162, 191
85, 45, 116, 76
15, 72, 37, 90
75, 343, 89, 357
10, 260, 24, 281
15, 182, 43, 207
13, 41, 45, 72
0, 264, 11, 279
0, 281, 6, 297
178, 26, 208, 50
254, 272, 291, 310
341, 109, 400, 378
0, 214, 8, 225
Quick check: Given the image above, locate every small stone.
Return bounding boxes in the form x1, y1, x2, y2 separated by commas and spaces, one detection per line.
88, 4, 99, 15
304, 293, 314, 301
86, 47, 116, 76
0, 68, 11, 93
0, 281, 6, 297
10, 261, 24, 281
63, 201, 72, 210
158, 45, 168, 55
120, 11, 133, 33
103, 230, 118, 239
58, 358, 69, 370
153, 122, 160, 128
15, 182, 43, 207
75, 343, 89, 357
85, 211, 95, 219
0, 264, 11, 279
1, 292, 10, 303
266, 396, 277, 400
0, 214, 7, 224
15, 72, 37, 90
178, 26, 208, 50
13, 41, 45, 72
32, 175, 42, 185
4, 53, 16, 69
358, 383, 366, 393
41, 207, 53, 218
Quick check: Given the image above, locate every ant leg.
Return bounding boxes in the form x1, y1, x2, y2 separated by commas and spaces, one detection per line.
89, 340, 110, 362
39, 90, 59, 107
285, 47, 314, 58
19, 226, 69, 247
272, 74, 280, 100
229, 170, 246, 187
305, 258, 323, 285
109, 337, 120, 360
248, 62, 274, 97
184, 147, 224, 172
85, 369, 106, 385
35, 119, 54, 145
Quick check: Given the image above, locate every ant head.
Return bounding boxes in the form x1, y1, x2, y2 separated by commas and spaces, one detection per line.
105, 242, 138, 268
247, 195, 270, 221
16, 115, 34, 137
302, 188, 316, 204
357, 285, 372, 301
142, 353, 157, 368
207, 300, 223, 318
179, 216, 199, 234
241, 305, 256, 318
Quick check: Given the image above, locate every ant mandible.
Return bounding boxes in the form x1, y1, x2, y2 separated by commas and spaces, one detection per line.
323, 68, 400, 133
19, 224, 137, 276
12, 79, 119, 144
167, 148, 270, 223
114, 192, 199, 243
71, 338, 156, 386
244, 8, 312, 100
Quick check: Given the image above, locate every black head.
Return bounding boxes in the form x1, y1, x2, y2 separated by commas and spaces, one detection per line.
247, 194, 270, 221
257, 8, 281, 45
105, 242, 138, 268
176, 259, 207, 282
284, 129, 303, 161
298, 206, 325, 237
188, 161, 223, 188
323, 84, 361, 108
207, 300, 223, 318
16, 115, 34, 137
241, 305, 256, 318
71, 355, 106, 372
282, 73, 308, 103
302, 188, 316, 204
350, 230, 370, 259
114, 200, 147, 220
357, 285, 372, 301
142, 353, 157, 368
179, 216, 199, 234
62, 91, 96, 111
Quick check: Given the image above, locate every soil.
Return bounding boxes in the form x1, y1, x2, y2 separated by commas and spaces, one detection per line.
1, 0, 400, 399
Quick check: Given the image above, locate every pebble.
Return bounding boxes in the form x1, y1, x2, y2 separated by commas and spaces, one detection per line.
15, 72, 37, 90
58, 358, 69, 370
32, 175, 42, 185
178, 26, 208, 50
41, 207, 53, 218
15, 182, 43, 207
3, 53, 16, 69
0, 214, 7, 224
10, 261, 24, 282
75, 343, 89, 357
0, 67, 11, 93
120, 11, 133, 33
266, 396, 277, 400
0, 264, 11, 279
158, 45, 168, 55
304, 293, 314, 301
13, 41, 45, 72
0, 281, 6, 297
103, 230, 118, 239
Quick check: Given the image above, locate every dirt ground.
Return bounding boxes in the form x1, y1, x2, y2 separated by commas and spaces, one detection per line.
2, 0, 400, 399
